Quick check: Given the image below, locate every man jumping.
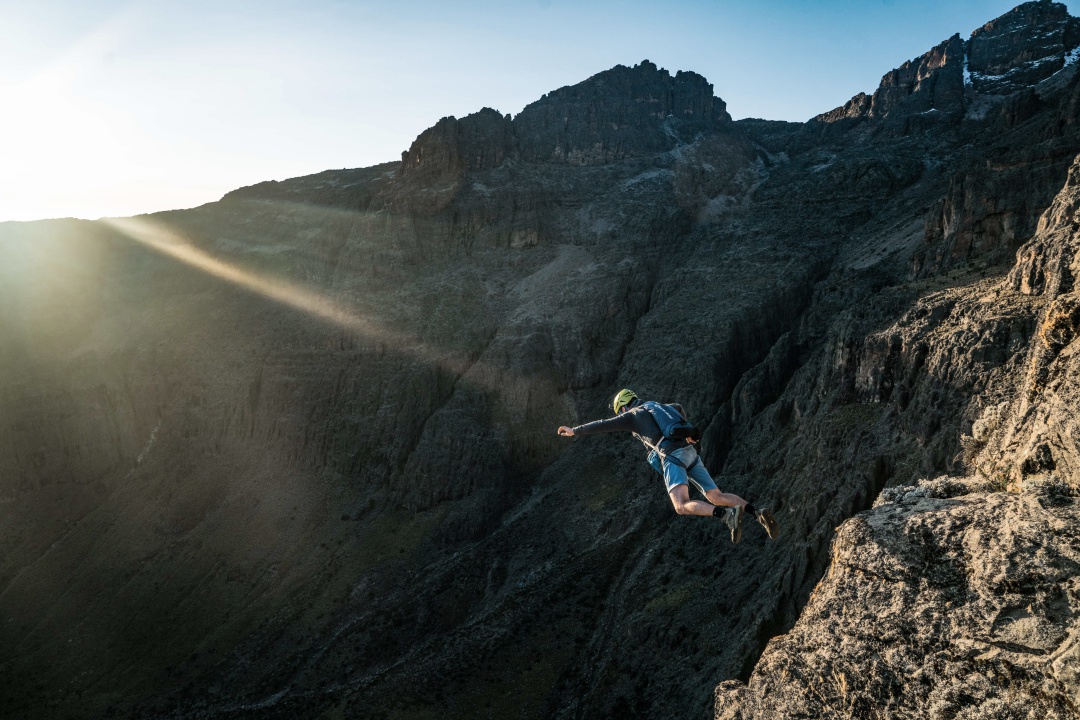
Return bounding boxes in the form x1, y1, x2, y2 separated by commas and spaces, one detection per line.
557, 388, 778, 543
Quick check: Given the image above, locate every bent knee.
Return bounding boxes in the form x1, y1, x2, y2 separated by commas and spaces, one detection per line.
672, 501, 693, 515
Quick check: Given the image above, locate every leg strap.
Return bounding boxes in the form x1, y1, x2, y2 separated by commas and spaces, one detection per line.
663, 454, 686, 470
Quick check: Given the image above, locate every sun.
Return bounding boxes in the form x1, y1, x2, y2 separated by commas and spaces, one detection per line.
0, 8, 150, 223
0, 71, 141, 222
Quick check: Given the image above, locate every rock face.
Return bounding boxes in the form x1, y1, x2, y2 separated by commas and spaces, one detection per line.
716, 477, 1080, 719
513, 60, 731, 164
814, 35, 966, 123
398, 60, 732, 185
969, 0, 1080, 95
816, 1, 1080, 125
871, 34, 966, 120
399, 108, 513, 183
716, 150, 1080, 718
992, 155, 1080, 487
6, 5, 1080, 720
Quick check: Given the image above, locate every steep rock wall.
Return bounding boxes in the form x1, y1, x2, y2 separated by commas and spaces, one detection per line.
969, 0, 1080, 95
513, 60, 731, 165
714, 149, 1080, 720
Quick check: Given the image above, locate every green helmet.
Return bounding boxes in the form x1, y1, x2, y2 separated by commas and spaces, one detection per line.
612, 388, 638, 414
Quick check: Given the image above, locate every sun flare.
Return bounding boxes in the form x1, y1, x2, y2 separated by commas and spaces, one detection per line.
102, 216, 390, 338
100, 216, 494, 385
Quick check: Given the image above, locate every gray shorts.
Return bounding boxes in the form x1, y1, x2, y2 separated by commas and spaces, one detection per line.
650, 445, 719, 494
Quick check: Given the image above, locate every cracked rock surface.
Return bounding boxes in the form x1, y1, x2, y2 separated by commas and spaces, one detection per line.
716, 477, 1080, 719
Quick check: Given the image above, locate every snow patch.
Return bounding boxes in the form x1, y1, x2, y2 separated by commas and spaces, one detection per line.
970, 54, 1062, 88
1036, 46, 1080, 98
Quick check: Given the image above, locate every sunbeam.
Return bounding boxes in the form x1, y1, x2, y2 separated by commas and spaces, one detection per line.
103, 216, 390, 339
99, 215, 502, 386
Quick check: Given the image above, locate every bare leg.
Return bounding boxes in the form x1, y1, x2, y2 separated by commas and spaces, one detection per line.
704, 489, 747, 509
668, 484, 721, 517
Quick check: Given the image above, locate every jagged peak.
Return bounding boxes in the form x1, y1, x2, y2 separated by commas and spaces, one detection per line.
532, 59, 706, 99
966, 0, 1080, 95
514, 58, 729, 131
974, 0, 1070, 37
813, 33, 966, 125
398, 106, 513, 181
399, 60, 731, 176
815, 1, 1080, 126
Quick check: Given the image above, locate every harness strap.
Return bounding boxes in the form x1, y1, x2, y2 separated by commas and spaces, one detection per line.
664, 453, 687, 470
644, 436, 700, 472
669, 454, 700, 471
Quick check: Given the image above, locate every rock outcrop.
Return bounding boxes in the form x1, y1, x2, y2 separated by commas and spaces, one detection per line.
395, 60, 732, 187
399, 108, 513, 184
814, 34, 966, 123
816, 2, 1080, 127
872, 34, 966, 120
988, 154, 1080, 487
716, 477, 1080, 719
715, 116, 1080, 720
513, 60, 731, 164
969, 0, 1080, 95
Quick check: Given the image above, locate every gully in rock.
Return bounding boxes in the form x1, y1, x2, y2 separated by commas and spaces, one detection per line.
557, 387, 779, 543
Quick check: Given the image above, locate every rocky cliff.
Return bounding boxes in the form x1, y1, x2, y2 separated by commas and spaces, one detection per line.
717, 476, 1080, 719
4, 3, 1080, 720
969, 0, 1080, 95
815, 0, 1080, 126
397, 60, 731, 187
715, 145, 1080, 720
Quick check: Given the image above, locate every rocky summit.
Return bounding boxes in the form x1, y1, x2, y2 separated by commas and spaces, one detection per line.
4, 2, 1080, 719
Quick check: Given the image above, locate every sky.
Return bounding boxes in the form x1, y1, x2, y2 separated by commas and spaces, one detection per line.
2, 0, 1078, 222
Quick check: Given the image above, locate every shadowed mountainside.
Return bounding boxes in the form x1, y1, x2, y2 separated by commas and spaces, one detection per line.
4, 3, 1080, 719
716, 145, 1080, 720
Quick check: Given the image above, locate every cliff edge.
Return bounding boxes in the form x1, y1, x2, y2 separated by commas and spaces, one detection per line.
716, 476, 1080, 719
715, 149, 1080, 719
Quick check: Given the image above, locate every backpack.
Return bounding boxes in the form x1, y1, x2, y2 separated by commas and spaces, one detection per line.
640, 401, 701, 443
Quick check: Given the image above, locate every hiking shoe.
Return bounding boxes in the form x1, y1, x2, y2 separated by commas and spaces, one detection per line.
755, 509, 779, 540
725, 505, 744, 544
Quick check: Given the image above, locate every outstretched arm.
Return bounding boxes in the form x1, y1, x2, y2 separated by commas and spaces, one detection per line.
556, 413, 635, 438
